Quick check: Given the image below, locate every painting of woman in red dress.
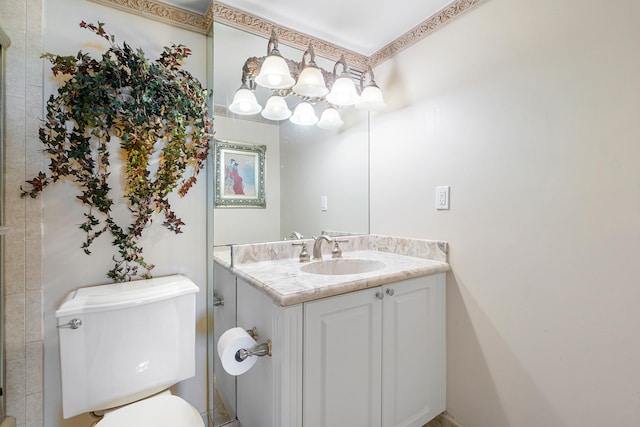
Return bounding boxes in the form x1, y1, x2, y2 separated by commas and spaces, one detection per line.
215, 140, 265, 208
224, 159, 244, 195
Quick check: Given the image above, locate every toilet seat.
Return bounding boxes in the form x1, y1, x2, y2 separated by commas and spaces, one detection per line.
95, 394, 204, 427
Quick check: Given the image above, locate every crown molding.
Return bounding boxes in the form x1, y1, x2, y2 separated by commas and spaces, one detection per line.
213, 0, 489, 68
88, 0, 211, 34
370, 0, 489, 66
212, 2, 370, 70
88, 0, 489, 67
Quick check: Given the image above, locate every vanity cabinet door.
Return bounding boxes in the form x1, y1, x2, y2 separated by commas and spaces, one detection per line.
303, 287, 382, 427
382, 274, 446, 427
302, 273, 446, 427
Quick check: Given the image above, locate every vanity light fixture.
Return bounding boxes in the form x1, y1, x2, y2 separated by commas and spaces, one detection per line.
291, 44, 329, 98
228, 30, 385, 130
229, 82, 262, 115
355, 66, 387, 111
289, 101, 319, 126
325, 55, 359, 106
261, 95, 292, 121
317, 107, 344, 130
255, 32, 296, 89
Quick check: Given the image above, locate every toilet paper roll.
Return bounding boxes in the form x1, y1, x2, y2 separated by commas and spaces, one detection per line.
217, 327, 259, 376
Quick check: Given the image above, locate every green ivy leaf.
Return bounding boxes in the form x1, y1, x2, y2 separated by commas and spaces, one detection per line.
23, 21, 212, 282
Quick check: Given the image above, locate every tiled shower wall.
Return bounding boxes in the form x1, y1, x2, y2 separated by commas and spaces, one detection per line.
1, 0, 45, 426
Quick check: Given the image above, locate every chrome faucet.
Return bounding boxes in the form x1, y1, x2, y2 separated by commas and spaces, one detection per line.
312, 235, 333, 260
287, 231, 303, 240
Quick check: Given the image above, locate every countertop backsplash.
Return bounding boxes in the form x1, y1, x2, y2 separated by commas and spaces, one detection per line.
227, 234, 447, 266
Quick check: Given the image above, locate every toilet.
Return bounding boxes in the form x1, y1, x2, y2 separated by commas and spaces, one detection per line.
56, 274, 204, 426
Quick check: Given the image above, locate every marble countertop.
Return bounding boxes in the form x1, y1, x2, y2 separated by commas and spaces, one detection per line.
228, 249, 449, 307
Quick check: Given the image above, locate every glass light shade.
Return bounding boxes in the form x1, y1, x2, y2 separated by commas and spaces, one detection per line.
317, 108, 344, 130
261, 95, 292, 121
355, 84, 386, 111
292, 66, 329, 98
255, 54, 295, 89
229, 87, 262, 115
289, 102, 318, 126
326, 72, 359, 106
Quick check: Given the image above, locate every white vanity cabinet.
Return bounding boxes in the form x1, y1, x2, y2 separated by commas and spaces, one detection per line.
231, 272, 446, 427
303, 274, 446, 427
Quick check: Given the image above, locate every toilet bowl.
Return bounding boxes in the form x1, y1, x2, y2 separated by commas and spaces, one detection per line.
95, 394, 204, 427
56, 275, 202, 424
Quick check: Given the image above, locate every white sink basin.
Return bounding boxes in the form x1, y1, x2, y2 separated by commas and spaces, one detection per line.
300, 259, 386, 276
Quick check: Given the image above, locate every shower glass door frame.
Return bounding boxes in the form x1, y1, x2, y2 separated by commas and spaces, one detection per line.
0, 25, 11, 423
0, 38, 6, 423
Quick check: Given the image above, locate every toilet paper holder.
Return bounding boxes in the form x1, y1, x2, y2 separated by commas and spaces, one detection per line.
235, 326, 272, 362
245, 327, 258, 340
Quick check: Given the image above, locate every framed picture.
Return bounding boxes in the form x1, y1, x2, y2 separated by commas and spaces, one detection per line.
214, 139, 266, 208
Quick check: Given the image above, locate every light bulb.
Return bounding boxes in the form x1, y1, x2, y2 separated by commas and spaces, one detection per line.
292, 66, 329, 98
255, 54, 295, 89
355, 84, 386, 111
317, 107, 344, 130
261, 96, 292, 121
290, 102, 318, 126
229, 87, 262, 115
267, 74, 282, 87
326, 72, 359, 106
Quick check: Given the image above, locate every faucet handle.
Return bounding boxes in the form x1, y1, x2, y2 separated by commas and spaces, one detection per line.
292, 242, 310, 262
331, 239, 349, 258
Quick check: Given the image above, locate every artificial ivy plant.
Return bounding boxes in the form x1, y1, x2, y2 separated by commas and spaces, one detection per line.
21, 21, 211, 282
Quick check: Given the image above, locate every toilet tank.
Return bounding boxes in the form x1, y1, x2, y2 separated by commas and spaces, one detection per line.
56, 274, 199, 419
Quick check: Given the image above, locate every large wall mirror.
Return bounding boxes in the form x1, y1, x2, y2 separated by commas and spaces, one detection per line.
212, 22, 370, 246
210, 20, 371, 427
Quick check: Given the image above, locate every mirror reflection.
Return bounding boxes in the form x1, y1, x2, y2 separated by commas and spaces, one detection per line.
212, 22, 370, 246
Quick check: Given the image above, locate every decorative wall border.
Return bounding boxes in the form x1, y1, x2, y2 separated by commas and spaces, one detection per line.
212, 2, 369, 70
213, 0, 489, 68
369, 0, 488, 66
90, 0, 489, 69
88, 0, 211, 34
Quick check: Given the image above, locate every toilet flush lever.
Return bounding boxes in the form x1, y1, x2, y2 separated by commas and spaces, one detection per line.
212, 291, 224, 307
58, 319, 82, 330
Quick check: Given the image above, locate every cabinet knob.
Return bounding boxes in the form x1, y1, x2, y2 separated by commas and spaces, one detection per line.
375, 291, 385, 300
386, 288, 395, 296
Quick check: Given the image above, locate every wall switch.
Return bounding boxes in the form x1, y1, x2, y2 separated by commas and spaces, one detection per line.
320, 195, 328, 211
435, 186, 450, 210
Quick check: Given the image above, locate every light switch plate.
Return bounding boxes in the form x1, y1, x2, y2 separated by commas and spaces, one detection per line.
320, 195, 328, 211
435, 186, 450, 210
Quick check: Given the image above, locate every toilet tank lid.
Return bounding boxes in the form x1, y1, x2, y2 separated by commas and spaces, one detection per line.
56, 274, 199, 318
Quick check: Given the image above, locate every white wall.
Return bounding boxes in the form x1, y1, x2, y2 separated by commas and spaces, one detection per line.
213, 115, 281, 245
371, 0, 640, 426
42, 1, 209, 426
